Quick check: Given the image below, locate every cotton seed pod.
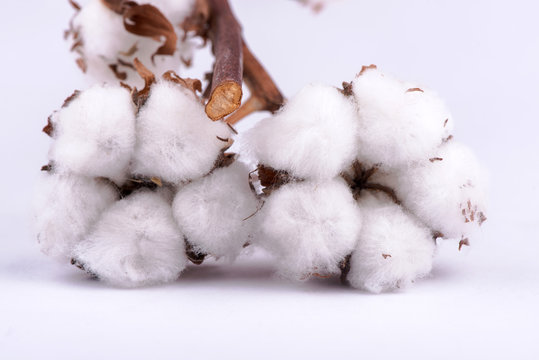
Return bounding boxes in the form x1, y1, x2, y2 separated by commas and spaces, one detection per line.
347, 192, 435, 293
172, 161, 259, 259
351, 66, 453, 169
244, 83, 360, 180
34, 172, 118, 260
48, 84, 136, 184
256, 178, 362, 280
73, 190, 187, 287
374, 141, 488, 239
132, 80, 231, 184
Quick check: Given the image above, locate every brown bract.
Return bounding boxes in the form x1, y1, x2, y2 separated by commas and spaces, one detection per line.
257, 165, 302, 196
162, 70, 202, 96
123, 4, 178, 62
132, 58, 156, 109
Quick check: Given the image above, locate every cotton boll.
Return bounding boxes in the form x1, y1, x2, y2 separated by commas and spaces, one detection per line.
352, 67, 453, 168
34, 172, 117, 260
244, 83, 359, 180
132, 81, 231, 184
74, 190, 187, 287
49, 84, 136, 184
347, 192, 435, 293
172, 161, 259, 259
257, 179, 361, 279
70, 0, 187, 85
378, 142, 488, 239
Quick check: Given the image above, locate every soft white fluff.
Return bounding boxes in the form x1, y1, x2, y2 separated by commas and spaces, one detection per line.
347, 193, 435, 293
244, 84, 359, 180
71, 0, 191, 85
49, 84, 136, 184
132, 81, 231, 183
172, 161, 259, 258
376, 142, 488, 239
34, 172, 117, 260
352, 67, 453, 168
256, 179, 361, 279
74, 190, 187, 287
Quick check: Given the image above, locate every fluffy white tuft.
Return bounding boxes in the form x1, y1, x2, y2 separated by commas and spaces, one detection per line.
256, 179, 361, 279
71, 0, 192, 85
352, 67, 453, 168
132, 81, 231, 183
34, 172, 117, 260
172, 161, 259, 259
347, 192, 435, 293
49, 84, 136, 184
74, 190, 187, 287
244, 83, 359, 179
375, 142, 488, 239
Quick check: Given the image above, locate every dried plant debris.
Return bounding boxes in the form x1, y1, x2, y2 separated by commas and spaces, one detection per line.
66, 0, 196, 85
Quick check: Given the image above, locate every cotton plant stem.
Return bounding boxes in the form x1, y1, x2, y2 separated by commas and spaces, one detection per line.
190, 0, 284, 122
226, 42, 285, 124
204, 0, 244, 120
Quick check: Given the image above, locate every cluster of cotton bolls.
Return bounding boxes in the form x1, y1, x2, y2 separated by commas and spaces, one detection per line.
67, 0, 196, 86
244, 65, 487, 293
35, 73, 259, 287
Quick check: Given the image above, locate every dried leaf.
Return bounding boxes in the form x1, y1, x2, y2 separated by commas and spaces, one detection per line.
68, 0, 81, 11
132, 58, 155, 109
75, 58, 87, 73
119, 42, 139, 56
43, 116, 54, 137
406, 87, 424, 93
180, 0, 210, 41
382, 254, 392, 259
458, 238, 470, 251
478, 212, 487, 226
101, 0, 131, 14
340, 81, 353, 96
429, 157, 443, 162
150, 177, 162, 187
62, 90, 81, 108
358, 64, 377, 76
162, 71, 202, 96
123, 4, 178, 62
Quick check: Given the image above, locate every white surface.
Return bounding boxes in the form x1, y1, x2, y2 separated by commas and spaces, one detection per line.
1, 0, 538, 359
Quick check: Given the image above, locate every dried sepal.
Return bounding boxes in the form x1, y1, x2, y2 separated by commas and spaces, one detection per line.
123, 4, 178, 62
132, 58, 155, 109
257, 164, 303, 196
184, 237, 206, 265
162, 71, 202, 96
458, 237, 470, 251
180, 0, 210, 42
358, 64, 377, 76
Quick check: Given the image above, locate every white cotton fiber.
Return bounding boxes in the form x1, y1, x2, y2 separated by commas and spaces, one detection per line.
352, 67, 453, 168
49, 84, 136, 184
74, 190, 187, 287
71, 0, 187, 85
377, 142, 488, 239
147, 0, 195, 25
244, 83, 359, 180
172, 161, 259, 259
256, 179, 361, 279
132, 81, 231, 184
347, 193, 435, 293
34, 172, 117, 260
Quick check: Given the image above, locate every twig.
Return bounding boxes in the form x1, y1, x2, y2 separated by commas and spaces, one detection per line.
204, 0, 243, 120
226, 42, 285, 125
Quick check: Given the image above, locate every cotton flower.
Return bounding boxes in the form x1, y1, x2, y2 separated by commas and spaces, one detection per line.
172, 161, 259, 259
347, 193, 435, 293
132, 80, 231, 184
34, 172, 117, 260
48, 84, 136, 184
244, 83, 359, 180
256, 179, 362, 279
74, 190, 187, 287
351, 66, 453, 169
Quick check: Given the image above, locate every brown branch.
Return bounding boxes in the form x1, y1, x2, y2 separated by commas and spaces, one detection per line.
226, 42, 284, 125
204, 0, 243, 120
362, 183, 401, 205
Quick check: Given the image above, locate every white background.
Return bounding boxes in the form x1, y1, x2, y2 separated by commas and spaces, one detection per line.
1, 0, 538, 359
